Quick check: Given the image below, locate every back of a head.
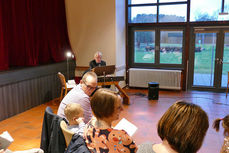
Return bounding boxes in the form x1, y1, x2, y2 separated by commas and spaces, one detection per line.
90, 88, 119, 119
64, 103, 83, 121
213, 114, 229, 137
157, 101, 209, 153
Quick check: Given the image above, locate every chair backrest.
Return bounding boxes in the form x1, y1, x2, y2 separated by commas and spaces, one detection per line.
40, 107, 66, 153
58, 72, 67, 89
60, 120, 74, 147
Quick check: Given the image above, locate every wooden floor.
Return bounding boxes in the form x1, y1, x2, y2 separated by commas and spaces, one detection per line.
0, 88, 228, 153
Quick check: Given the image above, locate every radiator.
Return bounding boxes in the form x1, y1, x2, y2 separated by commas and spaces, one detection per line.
129, 68, 182, 90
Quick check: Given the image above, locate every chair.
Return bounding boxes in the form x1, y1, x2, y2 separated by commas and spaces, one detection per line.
40, 107, 66, 153
226, 72, 229, 98
60, 120, 74, 147
57, 72, 76, 101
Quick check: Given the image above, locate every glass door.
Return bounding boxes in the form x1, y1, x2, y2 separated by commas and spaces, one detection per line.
189, 28, 229, 90
193, 32, 217, 87
221, 32, 229, 87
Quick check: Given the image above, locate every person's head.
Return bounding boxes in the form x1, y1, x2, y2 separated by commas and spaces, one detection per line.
213, 114, 229, 137
80, 71, 97, 96
157, 100, 209, 153
64, 103, 84, 125
94, 51, 102, 63
90, 88, 123, 122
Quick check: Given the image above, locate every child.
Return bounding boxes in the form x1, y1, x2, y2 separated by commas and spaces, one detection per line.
64, 103, 85, 136
213, 115, 229, 153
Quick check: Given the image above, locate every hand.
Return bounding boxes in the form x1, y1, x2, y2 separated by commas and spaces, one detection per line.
0, 149, 5, 153
75, 117, 84, 124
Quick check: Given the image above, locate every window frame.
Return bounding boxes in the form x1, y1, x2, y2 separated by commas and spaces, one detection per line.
128, 0, 188, 23
129, 26, 186, 70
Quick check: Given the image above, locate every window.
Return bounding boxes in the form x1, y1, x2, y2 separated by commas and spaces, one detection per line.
130, 28, 185, 68
129, 6, 157, 23
190, 0, 229, 21
159, 0, 187, 2
127, 0, 229, 70
129, 0, 157, 5
128, 0, 188, 23
159, 4, 187, 22
160, 30, 183, 64
134, 30, 155, 63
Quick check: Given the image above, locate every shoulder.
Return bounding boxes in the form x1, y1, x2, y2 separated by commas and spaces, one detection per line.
108, 129, 137, 151
89, 60, 96, 64
62, 85, 89, 103
101, 60, 106, 65
137, 142, 155, 153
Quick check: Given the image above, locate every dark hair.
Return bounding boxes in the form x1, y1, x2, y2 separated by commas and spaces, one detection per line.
157, 101, 209, 153
213, 114, 229, 137
90, 88, 119, 119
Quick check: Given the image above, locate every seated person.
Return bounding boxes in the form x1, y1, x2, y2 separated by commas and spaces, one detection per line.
89, 51, 106, 69
57, 71, 98, 124
64, 103, 86, 136
213, 114, 229, 153
82, 51, 106, 78
84, 88, 137, 153
137, 100, 209, 153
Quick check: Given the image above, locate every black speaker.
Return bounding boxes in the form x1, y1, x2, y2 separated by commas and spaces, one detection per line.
148, 82, 159, 100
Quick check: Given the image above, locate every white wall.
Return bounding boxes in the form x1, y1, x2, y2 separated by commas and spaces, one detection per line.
65, 0, 126, 86
115, 0, 126, 87
65, 0, 116, 66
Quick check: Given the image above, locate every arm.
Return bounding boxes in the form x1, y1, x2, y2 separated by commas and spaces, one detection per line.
79, 97, 93, 124
89, 60, 95, 69
75, 118, 86, 136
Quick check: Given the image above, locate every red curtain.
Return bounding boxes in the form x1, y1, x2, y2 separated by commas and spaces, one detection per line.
0, 0, 71, 71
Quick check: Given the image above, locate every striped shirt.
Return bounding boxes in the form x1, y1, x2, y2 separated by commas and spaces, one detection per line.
57, 84, 92, 124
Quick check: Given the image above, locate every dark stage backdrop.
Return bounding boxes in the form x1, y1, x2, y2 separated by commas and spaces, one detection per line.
0, 0, 71, 71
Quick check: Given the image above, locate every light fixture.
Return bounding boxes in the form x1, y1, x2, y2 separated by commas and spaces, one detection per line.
66, 52, 72, 58
66, 51, 73, 82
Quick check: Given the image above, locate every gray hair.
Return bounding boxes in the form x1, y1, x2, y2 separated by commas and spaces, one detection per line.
94, 51, 102, 58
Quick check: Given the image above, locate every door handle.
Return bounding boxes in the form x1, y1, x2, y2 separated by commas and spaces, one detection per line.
215, 58, 219, 64
219, 59, 223, 64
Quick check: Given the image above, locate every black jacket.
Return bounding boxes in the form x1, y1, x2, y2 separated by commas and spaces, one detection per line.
89, 60, 106, 69
40, 107, 66, 153
65, 134, 90, 153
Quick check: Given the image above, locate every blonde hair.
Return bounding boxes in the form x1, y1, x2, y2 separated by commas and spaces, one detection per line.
64, 103, 83, 121
213, 114, 229, 137
158, 100, 209, 153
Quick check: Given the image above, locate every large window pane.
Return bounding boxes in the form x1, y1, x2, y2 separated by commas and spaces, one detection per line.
159, 4, 187, 22
129, 6, 157, 23
129, 0, 156, 5
134, 30, 155, 63
160, 30, 183, 64
193, 33, 216, 86
159, 0, 187, 2
190, 0, 227, 21
221, 32, 229, 87
225, 0, 229, 12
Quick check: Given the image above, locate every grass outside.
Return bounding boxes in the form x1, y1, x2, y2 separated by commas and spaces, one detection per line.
134, 44, 229, 75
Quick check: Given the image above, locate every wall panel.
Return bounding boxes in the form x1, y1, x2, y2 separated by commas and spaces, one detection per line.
0, 60, 75, 121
